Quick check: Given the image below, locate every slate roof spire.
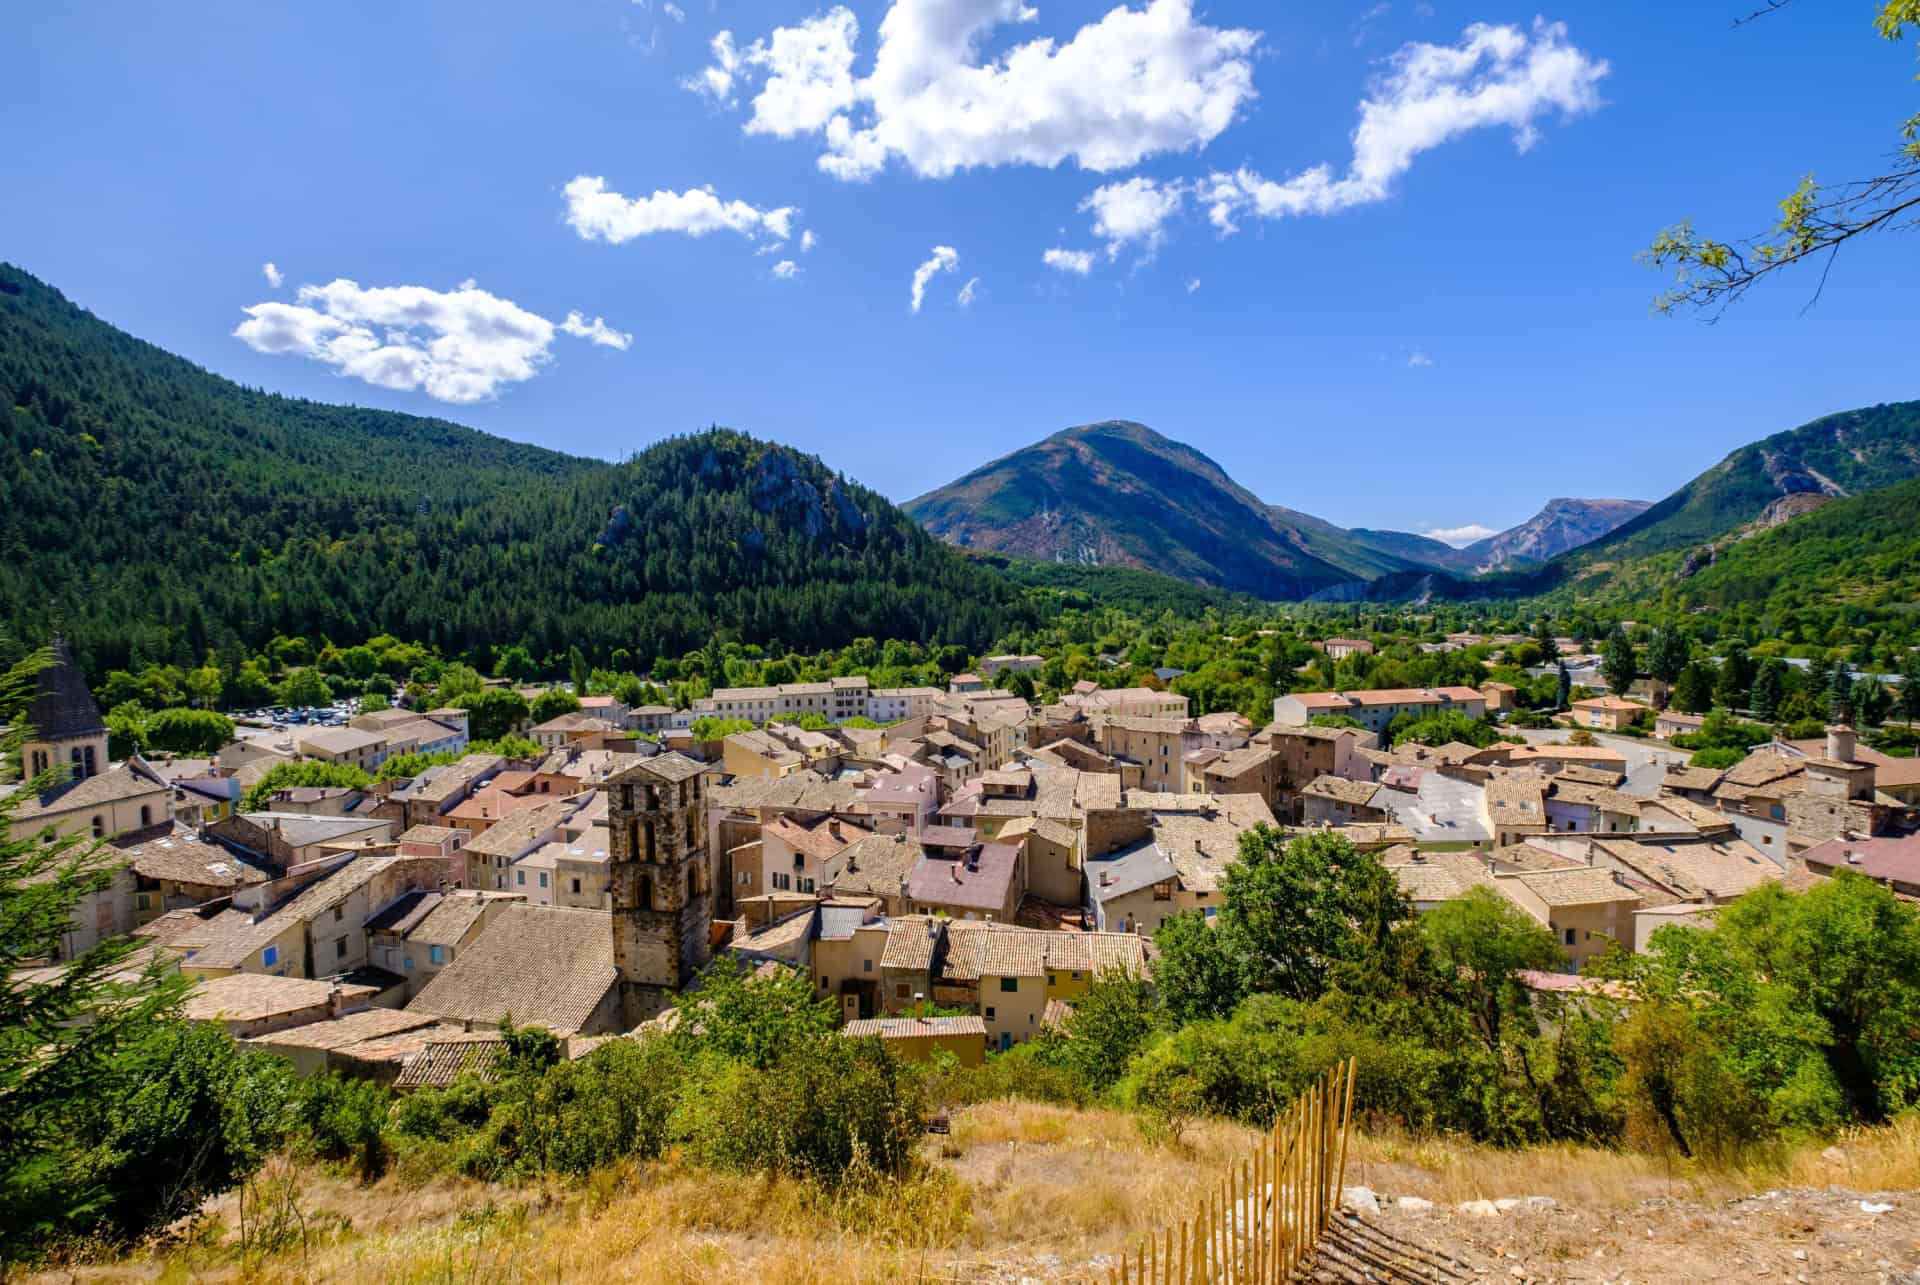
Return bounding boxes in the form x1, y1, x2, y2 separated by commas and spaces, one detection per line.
25, 637, 106, 741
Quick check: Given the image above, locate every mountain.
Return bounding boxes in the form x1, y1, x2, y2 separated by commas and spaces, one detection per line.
902, 422, 1373, 598
1559, 401, 1920, 574
0, 263, 1027, 672
904, 421, 1650, 595
1460, 498, 1651, 572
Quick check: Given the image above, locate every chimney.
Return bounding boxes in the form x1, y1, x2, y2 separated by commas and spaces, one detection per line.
1827, 724, 1856, 765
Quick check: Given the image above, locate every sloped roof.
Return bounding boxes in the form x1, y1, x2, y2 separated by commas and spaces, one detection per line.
184, 973, 376, 1024
246, 1006, 441, 1052
843, 1015, 986, 1040
13, 758, 169, 822
394, 1035, 511, 1089
405, 889, 517, 946
409, 903, 616, 1035
113, 823, 263, 888
905, 843, 1020, 912
24, 639, 105, 740
1505, 866, 1638, 907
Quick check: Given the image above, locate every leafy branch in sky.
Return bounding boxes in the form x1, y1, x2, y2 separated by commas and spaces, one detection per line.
1645, 1, 1920, 316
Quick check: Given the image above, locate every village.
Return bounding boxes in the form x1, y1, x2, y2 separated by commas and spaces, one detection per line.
12, 627, 1916, 1091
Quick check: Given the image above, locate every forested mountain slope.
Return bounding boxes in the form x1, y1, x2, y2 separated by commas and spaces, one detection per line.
0, 264, 1027, 671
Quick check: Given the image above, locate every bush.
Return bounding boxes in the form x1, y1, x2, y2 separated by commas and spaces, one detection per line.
926, 1042, 1093, 1109
1690, 746, 1746, 769
293, 1073, 392, 1180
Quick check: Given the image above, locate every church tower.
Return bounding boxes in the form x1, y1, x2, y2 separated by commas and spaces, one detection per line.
22, 639, 108, 786
606, 752, 712, 1026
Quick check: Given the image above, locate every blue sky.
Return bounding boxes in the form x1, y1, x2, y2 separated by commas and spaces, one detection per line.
7, 1, 1915, 539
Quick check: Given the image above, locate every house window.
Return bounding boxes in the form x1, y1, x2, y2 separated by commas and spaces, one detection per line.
336, 937, 348, 959
404, 957, 415, 971
999, 976, 1019, 993
895, 983, 910, 999
90, 815, 104, 838
516, 871, 526, 886
139, 805, 152, 827
333, 905, 344, 922
262, 945, 278, 968
429, 945, 444, 965
1563, 927, 1576, 946
571, 878, 581, 895
539, 872, 549, 889
984, 1006, 996, 1020
799, 877, 815, 894
863, 959, 873, 973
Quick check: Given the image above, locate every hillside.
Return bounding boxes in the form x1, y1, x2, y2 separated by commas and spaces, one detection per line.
1601, 473, 1920, 616
903, 421, 1369, 597
0, 264, 1027, 671
1561, 401, 1920, 571
36, 1103, 1920, 1283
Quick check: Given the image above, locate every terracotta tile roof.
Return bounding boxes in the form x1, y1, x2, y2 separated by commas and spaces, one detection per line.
1593, 836, 1783, 902
405, 889, 517, 946
245, 1007, 441, 1051
185, 973, 376, 1024
394, 1035, 511, 1089
408, 903, 616, 1035
1303, 775, 1382, 807
764, 815, 867, 861
1505, 866, 1638, 907
461, 798, 582, 860
396, 824, 467, 845
881, 916, 943, 970
843, 1015, 986, 1039
826, 833, 921, 900
112, 823, 263, 887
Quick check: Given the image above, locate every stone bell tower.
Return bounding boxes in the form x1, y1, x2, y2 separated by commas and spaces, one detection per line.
607, 752, 712, 1026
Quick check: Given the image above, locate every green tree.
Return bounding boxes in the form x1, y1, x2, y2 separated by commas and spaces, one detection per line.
1901, 651, 1920, 726
1673, 661, 1715, 714
529, 688, 581, 724
1219, 828, 1411, 1002
358, 691, 391, 713
671, 955, 835, 1071
104, 700, 148, 759
240, 760, 374, 811
1151, 911, 1246, 1025
1601, 624, 1637, 699
142, 707, 234, 755
1422, 888, 1565, 1068
224, 660, 274, 708
1713, 645, 1755, 712
1051, 969, 1157, 1093
569, 646, 591, 696
493, 644, 538, 682
1749, 658, 1788, 722
277, 667, 331, 708
1647, 627, 1690, 690
1531, 616, 1559, 664
459, 688, 529, 742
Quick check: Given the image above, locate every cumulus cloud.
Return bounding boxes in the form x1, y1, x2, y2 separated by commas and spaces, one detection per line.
663, 2, 685, 20
690, 0, 1258, 181
233, 278, 623, 403
563, 176, 795, 245
1042, 248, 1095, 276
957, 276, 980, 306
560, 310, 634, 350
800, 229, 818, 252
1423, 523, 1499, 547
909, 245, 959, 312
772, 259, 801, 279
1186, 277, 1202, 293
1081, 176, 1185, 259
1205, 20, 1606, 231
262, 262, 284, 288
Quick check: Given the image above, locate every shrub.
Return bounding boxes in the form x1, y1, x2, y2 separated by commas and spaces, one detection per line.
293, 1073, 392, 1180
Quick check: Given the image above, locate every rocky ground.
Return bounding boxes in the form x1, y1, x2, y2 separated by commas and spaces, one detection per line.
1306, 1184, 1918, 1284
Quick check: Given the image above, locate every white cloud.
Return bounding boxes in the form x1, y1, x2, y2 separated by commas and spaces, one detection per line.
1423, 523, 1499, 547
800, 229, 818, 253
1205, 20, 1606, 230
560, 310, 634, 350
684, 31, 745, 102
663, 2, 685, 21
1042, 248, 1095, 275
1186, 277, 1201, 293
233, 278, 620, 404
1407, 347, 1433, 367
693, 0, 1258, 182
772, 259, 801, 280
1081, 176, 1184, 259
957, 276, 980, 306
563, 176, 795, 245
909, 245, 959, 312
262, 262, 284, 288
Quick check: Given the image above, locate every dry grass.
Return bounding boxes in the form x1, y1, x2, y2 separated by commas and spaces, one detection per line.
1344, 1112, 1920, 1207
27, 1105, 1920, 1283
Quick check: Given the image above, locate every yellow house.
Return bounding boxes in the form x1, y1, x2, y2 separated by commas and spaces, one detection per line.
1569, 697, 1650, 733
1493, 866, 1640, 970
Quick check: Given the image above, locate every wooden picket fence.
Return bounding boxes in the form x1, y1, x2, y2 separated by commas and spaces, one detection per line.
1107, 1059, 1356, 1285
